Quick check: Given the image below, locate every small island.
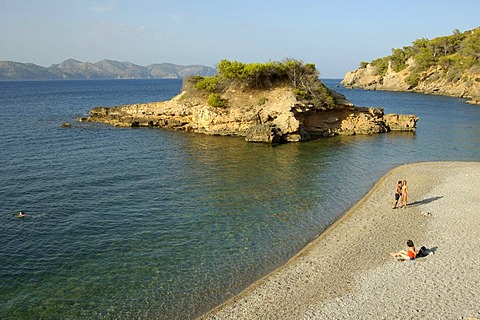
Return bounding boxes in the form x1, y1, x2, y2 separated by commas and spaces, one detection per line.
342, 27, 480, 104
79, 59, 418, 143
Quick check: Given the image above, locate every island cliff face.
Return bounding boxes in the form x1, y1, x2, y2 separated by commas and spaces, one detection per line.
342, 28, 480, 104
79, 60, 418, 143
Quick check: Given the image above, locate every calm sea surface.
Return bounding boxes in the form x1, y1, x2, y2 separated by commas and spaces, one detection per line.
1, 79, 479, 319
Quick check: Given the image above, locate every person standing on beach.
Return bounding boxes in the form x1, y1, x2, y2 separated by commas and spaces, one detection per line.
401, 180, 408, 208
392, 181, 402, 209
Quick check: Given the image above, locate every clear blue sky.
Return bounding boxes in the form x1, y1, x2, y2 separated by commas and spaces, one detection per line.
1, 0, 479, 78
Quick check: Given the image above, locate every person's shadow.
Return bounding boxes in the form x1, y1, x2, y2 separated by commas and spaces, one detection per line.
408, 196, 443, 207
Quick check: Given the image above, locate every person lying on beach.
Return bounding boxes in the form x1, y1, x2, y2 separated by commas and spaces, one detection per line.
390, 239, 417, 261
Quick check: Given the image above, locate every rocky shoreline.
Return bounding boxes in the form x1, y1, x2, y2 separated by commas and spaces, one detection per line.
341, 27, 480, 105
78, 85, 418, 143
199, 162, 480, 319
342, 61, 480, 105
342, 64, 480, 104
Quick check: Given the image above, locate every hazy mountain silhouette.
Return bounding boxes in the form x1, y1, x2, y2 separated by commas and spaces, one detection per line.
0, 59, 216, 80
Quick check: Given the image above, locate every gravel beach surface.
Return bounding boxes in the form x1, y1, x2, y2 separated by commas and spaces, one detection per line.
200, 162, 480, 320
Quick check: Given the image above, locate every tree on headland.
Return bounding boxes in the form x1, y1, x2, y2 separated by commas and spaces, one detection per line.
365, 27, 480, 86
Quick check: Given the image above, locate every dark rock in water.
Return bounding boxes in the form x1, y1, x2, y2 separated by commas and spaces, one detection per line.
245, 124, 283, 143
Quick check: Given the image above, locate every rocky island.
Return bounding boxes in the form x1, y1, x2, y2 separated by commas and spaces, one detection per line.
342, 27, 480, 104
79, 59, 418, 143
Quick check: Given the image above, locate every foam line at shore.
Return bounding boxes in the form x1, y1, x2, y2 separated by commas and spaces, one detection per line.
199, 162, 480, 319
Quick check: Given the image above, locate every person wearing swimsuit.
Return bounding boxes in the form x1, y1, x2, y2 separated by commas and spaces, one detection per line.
406, 239, 416, 259
392, 181, 402, 209
401, 180, 408, 208
390, 239, 417, 260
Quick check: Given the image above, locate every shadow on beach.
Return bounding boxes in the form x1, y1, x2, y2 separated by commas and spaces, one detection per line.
408, 196, 443, 207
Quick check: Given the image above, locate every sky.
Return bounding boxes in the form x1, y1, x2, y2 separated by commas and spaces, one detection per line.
1, 0, 479, 78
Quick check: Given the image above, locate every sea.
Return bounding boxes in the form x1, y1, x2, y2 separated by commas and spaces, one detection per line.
1, 79, 479, 319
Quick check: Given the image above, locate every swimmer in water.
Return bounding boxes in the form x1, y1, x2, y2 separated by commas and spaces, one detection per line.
17, 211, 26, 218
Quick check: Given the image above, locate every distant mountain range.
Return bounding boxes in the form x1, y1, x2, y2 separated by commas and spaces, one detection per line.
0, 59, 217, 80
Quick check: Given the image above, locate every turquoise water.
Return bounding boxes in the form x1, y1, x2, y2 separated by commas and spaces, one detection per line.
1, 79, 479, 319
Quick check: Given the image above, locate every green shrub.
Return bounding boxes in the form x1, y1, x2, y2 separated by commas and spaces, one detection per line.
257, 97, 268, 106
217, 60, 247, 78
185, 59, 337, 109
359, 61, 368, 68
207, 93, 227, 107
311, 85, 337, 109
293, 88, 310, 100
414, 47, 435, 71
195, 76, 220, 92
390, 48, 408, 72
405, 71, 420, 87
215, 59, 321, 90
371, 57, 389, 76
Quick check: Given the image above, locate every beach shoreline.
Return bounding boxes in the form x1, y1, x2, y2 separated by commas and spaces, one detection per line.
199, 161, 480, 319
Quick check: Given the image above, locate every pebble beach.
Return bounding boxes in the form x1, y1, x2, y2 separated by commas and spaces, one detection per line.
200, 162, 480, 320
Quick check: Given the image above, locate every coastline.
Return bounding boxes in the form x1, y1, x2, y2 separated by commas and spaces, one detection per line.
199, 162, 480, 319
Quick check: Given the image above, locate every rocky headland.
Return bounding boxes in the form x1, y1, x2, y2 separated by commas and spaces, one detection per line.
342, 27, 480, 105
79, 60, 418, 143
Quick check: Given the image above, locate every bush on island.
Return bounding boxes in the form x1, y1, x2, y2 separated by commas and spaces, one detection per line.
188, 58, 337, 109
